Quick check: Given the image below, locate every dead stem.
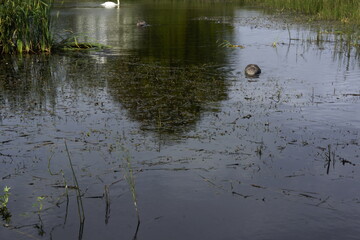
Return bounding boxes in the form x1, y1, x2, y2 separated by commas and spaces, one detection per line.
324, 144, 335, 174
104, 185, 110, 224
122, 150, 141, 238
64, 141, 85, 229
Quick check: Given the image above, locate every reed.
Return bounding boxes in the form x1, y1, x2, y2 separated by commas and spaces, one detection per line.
0, 0, 53, 54
123, 154, 140, 224
242, 0, 360, 24
120, 149, 141, 239
64, 141, 85, 228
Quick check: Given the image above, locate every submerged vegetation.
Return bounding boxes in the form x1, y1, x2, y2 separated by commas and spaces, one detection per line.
0, 0, 53, 54
241, 0, 360, 24
122, 150, 141, 239
0, 186, 11, 223
0, 186, 10, 209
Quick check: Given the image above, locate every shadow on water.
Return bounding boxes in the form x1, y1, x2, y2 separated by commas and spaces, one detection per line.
0, 53, 229, 135
106, 60, 228, 134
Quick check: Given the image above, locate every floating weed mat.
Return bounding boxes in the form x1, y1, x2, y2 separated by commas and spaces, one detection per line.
52, 31, 110, 51
54, 36, 110, 51
57, 42, 109, 51
217, 40, 245, 48
0, 0, 53, 54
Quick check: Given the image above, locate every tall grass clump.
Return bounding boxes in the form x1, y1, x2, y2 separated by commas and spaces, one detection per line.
242, 0, 360, 24
0, 0, 54, 54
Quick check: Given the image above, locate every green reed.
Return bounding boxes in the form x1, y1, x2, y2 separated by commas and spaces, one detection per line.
242, 0, 360, 24
0, 0, 53, 54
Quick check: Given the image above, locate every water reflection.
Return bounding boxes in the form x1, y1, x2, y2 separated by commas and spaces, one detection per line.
1, 0, 236, 135
1, 1, 359, 135
0, 55, 57, 115
0, 54, 107, 116
0, 54, 228, 135
0, 1, 358, 138
106, 60, 228, 133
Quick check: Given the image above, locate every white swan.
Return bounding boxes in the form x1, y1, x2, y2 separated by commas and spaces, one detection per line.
101, 0, 120, 8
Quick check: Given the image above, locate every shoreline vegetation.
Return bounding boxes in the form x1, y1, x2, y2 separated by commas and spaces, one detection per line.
240, 0, 360, 25
0, 0, 53, 54
0, 0, 106, 54
0, 0, 359, 54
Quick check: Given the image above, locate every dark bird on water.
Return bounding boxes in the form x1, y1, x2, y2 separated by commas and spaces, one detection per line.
245, 64, 261, 77
137, 20, 148, 27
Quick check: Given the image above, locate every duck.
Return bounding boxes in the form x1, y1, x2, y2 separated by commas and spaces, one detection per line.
245, 64, 261, 77
137, 20, 148, 27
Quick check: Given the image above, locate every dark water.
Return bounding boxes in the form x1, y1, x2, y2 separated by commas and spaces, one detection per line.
1, 1, 360, 239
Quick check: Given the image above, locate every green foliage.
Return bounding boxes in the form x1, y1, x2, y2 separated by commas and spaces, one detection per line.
53, 31, 111, 51
0, 186, 11, 223
0, 186, 10, 208
33, 196, 46, 213
117, 147, 140, 224
123, 153, 138, 211
217, 39, 245, 48
0, 0, 54, 54
240, 0, 360, 24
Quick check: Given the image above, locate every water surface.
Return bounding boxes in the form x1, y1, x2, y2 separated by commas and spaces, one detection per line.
1, 1, 360, 239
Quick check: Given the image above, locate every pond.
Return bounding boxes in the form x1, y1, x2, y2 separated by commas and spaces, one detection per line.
1, 0, 360, 239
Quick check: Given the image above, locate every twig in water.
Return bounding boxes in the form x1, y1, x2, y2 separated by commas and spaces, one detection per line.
324, 144, 336, 174
104, 185, 110, 224
311, 87, 315, 103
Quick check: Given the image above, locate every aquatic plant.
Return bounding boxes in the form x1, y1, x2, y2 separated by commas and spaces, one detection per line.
33, 196, 46, 236
107, 63, 228, 134
65, 141, 85, 228
54, 31, 110, 51
217, 39, 245, 48
241, 0, 360, 24
0, 0, 53, 53
33, 196, 46, 213
0, 186, 11, 223
0, 186, 10, 208
324, 144, 336, 175
123, 153, 140, 223
119, 148, 140, 239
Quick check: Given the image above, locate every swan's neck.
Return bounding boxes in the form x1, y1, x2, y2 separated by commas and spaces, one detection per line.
117, 0, 120, 5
